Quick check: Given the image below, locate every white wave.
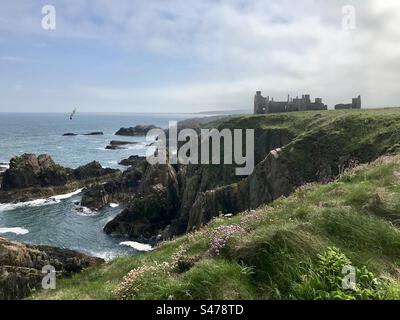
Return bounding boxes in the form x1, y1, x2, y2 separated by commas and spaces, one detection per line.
0, 227, 29, 235
127, 144, 146, 150
89, 251, 119, 261
52, 188, 83, 200
110, 203, 119, 208
0, 189, 83, 212
73, 205, 98, 216
120, 241, 153, 252
0, 198, 57, 211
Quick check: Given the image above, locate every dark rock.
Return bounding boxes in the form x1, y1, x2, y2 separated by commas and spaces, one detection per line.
105, 140, 138, 150
80, 165, 146, 210
115, 125, 161, 136
1, 154, 68, 190
73, 161, 118, 180
104, 164, 180, 240
0, 236, 103, 300
0, 155, 121, 203
118, 155, 146, 167
63, 132, 103, 136
80, 184, 114, 210
110, 140, 137, 146
105, 145, 127, 150
84, 132, 103, 136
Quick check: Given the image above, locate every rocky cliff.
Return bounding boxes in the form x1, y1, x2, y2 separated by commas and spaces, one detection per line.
103, 163, 180, 242
103, 110, 400, 242
0, 237, 103, 300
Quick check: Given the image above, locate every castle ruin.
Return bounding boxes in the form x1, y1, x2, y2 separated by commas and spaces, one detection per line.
254, 91, 327, 114
334, 95, 362, 110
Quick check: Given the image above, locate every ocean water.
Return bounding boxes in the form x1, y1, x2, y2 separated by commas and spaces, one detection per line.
0, 112, 196, 259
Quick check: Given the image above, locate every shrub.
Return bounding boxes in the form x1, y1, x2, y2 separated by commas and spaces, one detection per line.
290, 247, 385, 300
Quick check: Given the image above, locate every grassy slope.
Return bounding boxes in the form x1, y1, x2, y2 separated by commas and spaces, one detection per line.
31, 108, 400, 300
32, 155, 400, 300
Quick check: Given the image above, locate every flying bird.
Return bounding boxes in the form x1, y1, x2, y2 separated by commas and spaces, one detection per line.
70, 108, 77, 120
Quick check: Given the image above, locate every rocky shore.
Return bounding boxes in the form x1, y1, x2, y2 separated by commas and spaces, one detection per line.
0, 236, 103, 300
115, 124, 160, 136
0, 154, 120, 203
95, 112, 400, 245
2, 111, 400, 300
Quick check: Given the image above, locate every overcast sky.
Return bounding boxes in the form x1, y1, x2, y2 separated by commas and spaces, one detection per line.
0, 0, 399, 112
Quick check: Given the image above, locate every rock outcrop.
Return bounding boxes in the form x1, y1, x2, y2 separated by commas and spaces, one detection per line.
186, 148, 293, 231
84, 132, 103, 136
115, 125, 160, 136
1, 154, 69, 190
105, 140, 137, 150
73, 161, 116, 180
80, 158, 148, 210
102, 125, 293, 241
0, 155, 120, 203
110, 140, 137, 146
63, 132, 103, 136
118, 155, 146, 167
104, 163, 180, 242
0, 236, 103, 300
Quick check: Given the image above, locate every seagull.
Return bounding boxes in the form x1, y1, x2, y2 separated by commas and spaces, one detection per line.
70, 108, 77, 120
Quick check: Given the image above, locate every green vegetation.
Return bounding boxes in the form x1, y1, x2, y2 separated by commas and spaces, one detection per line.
32, 154, 400, 300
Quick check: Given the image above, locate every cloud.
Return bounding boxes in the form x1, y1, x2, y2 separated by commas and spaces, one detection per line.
0, 0, 399, 111
0, 56, 28, 62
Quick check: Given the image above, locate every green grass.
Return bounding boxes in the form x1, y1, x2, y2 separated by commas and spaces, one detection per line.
31, 154, 400, 300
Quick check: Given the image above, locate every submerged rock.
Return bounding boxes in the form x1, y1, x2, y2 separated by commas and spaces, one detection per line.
110, 140, 137, 146
115, 125, 160, 136
63, 132, 103, 136
84, 132, 103, 135
0, 236, 103, 300
105, 140, 138, 150
105, 145, 127, 150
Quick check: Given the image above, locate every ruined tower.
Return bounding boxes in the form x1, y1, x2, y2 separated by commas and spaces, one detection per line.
254, 91, 268, 114
352, 95, 362, 109
335, 95, 362, 110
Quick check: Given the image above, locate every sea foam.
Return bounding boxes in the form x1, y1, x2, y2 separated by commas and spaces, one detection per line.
0, 227, 29, 235
0, 189, 83, 212
119, 241, 153, 252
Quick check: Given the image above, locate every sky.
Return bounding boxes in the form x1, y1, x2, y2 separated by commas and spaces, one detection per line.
0, 0, 399, 113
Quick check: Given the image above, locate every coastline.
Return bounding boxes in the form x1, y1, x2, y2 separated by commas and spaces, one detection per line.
0, 172, 121, 204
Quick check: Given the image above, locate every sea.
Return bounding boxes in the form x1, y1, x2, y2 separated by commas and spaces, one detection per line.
0, 112, 199, 260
